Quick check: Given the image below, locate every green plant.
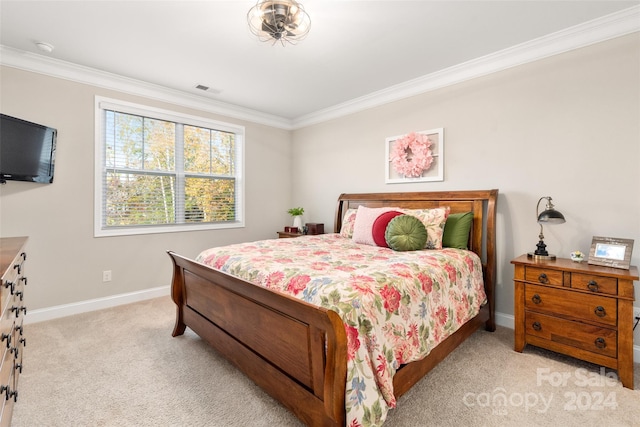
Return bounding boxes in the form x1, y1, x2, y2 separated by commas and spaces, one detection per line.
287, 207, 304, 216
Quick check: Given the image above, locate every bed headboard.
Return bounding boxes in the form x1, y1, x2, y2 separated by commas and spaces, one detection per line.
334, 190, 499, 330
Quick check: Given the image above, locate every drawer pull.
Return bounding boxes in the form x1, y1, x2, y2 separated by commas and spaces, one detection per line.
594, 337, 607, 349
13, 264, 21, 275
4, 281, 14, 294
15, 363, 22, 374
20, 277, 27, 286
532, 322, 542, 331
537, 273, 549, 284
1, 334, 10, 348
594, 306, 606, 317
15, 291, 23, 301
531, 294, 542, 304
587, 280, 599, 292
10, 306, 27, 318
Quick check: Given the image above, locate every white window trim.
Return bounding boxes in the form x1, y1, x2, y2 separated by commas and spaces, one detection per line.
94, 96, 245, 237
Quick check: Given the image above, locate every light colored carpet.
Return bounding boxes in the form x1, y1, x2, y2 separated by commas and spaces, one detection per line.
12, 297, 640, 426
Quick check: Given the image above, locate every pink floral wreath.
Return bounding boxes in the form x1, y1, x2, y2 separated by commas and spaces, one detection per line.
390, 132, 433, 178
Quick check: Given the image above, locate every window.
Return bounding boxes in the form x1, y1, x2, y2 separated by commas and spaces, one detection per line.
95, 97, 244, 236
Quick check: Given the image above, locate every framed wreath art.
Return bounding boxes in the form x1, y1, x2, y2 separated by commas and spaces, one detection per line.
385, 128, 444, 183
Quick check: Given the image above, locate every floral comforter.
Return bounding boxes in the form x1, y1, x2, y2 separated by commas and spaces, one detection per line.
196, 233, 486, 427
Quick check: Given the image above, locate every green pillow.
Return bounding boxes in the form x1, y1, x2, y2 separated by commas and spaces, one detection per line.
442, 212, 473, 249
384, 215, 428, 251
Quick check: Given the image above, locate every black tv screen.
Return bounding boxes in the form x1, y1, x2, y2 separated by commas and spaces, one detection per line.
0, 114, 57, 184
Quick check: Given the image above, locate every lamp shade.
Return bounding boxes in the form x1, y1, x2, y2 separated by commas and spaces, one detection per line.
537, 209, 566, 224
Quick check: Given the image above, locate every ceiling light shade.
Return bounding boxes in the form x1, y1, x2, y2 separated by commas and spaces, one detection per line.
247, 0, 311, 46
528, 196, 566, 260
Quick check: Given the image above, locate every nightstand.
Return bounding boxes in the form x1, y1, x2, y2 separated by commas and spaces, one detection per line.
512, 254, 639, 389
277, 231, 303, 238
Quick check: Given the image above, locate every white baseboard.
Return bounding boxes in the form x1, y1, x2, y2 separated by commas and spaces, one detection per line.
494, 311, 515, 330
22, 293, 640, 364
24, 286, 170, 324
494, 311, 640, 364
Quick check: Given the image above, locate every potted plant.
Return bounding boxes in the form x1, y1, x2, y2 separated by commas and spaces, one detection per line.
288, 207, 304, 229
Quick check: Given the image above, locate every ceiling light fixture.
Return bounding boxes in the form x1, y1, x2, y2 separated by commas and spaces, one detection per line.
247, 0, 311, 46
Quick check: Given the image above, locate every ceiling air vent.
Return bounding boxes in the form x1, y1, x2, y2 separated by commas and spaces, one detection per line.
194, 84, 221, 95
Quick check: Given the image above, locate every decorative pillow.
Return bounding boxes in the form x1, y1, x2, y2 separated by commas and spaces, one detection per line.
443, 211, 474, 249
384, 215, 428, 251
372, 211, 404, 247
339, 208, 358, 238
352, 206, 397, 245
400, 207, 450, 249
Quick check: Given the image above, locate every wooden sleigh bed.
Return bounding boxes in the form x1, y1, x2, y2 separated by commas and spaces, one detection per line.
169, 189, 498, 426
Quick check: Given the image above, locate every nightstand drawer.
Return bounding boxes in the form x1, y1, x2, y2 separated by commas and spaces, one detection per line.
525, 284, 617, 327
571, 272, 617, 295
277, 231, 303, 238
525, 266, 564, 287
525, 311, 617, 358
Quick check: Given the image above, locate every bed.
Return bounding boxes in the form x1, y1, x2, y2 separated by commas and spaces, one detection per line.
169, 190, 498, 426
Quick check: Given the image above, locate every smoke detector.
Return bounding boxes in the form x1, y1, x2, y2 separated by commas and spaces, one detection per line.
35, 42, 54, 53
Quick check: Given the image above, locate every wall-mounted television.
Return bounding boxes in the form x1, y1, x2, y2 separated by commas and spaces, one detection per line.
0, 114, 57, 184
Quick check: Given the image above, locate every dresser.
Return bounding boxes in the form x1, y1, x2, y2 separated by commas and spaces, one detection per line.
512, 254, 638, 389
0, 237, 28, 426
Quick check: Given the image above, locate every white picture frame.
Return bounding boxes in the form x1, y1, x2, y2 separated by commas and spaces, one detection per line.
385, 128, 444, 184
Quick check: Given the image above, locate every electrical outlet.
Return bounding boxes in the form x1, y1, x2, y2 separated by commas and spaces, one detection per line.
102, 270, 112, 282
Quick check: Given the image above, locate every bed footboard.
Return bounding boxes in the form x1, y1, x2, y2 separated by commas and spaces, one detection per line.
169, 251, 348, 427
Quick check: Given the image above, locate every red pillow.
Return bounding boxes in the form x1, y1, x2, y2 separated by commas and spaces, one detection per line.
372, 211, 404, 247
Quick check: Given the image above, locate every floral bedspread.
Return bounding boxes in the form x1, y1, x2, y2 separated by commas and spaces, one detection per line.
196, 233, 486, 427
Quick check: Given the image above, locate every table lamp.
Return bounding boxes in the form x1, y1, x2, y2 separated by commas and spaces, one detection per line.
527, 196, 566, 260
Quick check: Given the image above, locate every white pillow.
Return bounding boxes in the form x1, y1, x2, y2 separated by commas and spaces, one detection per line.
351, 206, 396, 245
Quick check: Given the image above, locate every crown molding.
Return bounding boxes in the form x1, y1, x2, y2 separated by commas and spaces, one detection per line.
0, 45, 293, 130
292, 5, 640, 129
1, 6, 638, 131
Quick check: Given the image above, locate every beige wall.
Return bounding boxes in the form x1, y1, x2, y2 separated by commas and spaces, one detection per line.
0, 67, 292, 310
291, 34, 640, 337
1, 33, 639, 345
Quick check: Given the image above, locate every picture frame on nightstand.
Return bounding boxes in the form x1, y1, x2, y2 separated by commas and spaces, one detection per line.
588, 236, 634, 269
